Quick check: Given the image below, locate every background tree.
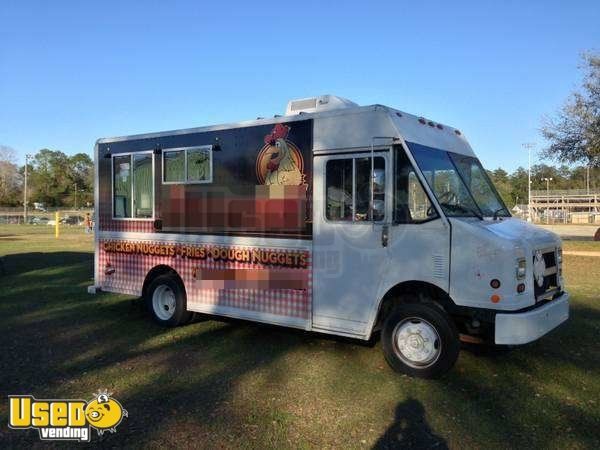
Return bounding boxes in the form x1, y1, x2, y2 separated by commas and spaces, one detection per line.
487, 164, 599, 210
487, 168, 512, 206
29, 149, 71, 206
67, 153, 94, 207
508, 167, 529, 206
26, 149, 94, 207
0, 145, 22, 206
541, 53, 600, 167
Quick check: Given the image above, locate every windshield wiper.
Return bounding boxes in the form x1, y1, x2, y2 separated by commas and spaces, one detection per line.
492, 207, 506, 221
440, 203, 483, 220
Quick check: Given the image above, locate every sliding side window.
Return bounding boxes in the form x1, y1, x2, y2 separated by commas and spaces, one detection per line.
133, 154, 153, 218
163, 145, 213, 184
113, 153, 154, 219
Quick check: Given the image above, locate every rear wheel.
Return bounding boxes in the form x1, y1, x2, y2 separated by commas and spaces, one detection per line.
145, 274, 193, 327
382, 302, 459, 378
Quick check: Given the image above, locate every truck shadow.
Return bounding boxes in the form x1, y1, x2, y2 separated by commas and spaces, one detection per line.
0, 251, 90, 276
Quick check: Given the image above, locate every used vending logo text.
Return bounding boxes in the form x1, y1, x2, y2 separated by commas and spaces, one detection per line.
8, 390, 127, 442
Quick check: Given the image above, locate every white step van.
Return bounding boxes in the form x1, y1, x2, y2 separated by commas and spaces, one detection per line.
91, 95, 569, 378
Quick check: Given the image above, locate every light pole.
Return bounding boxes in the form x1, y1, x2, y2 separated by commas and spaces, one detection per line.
73, 185, 85, 210
522, 143, 536, 222
541, 177, 553, 224
23, 154, 31, 224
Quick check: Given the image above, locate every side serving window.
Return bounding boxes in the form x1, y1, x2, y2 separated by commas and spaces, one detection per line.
163, 145, 212, 184
394, 148, 438, 223
113, 152, 154, 219
326, 156, 385, 222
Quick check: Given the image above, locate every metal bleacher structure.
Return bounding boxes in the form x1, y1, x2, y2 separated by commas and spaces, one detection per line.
529, 189, 600, 224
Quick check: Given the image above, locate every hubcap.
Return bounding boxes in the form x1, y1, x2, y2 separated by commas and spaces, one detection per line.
152, 285, 176, 320
393, 317, 441, 368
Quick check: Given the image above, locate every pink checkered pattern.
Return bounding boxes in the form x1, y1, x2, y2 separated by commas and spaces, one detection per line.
98, 216, 155, 233
98, 239, 311, 319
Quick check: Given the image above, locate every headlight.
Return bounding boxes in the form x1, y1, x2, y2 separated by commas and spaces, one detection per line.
516, 258, 526, 280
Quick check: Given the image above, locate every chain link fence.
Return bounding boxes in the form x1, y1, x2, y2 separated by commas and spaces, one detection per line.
0, 207, 94, 226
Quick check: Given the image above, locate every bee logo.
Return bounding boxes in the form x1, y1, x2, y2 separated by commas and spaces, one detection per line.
84, 390, 127, 435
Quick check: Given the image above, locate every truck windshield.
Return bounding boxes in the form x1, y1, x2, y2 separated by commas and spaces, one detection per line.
409, 143, 510, 218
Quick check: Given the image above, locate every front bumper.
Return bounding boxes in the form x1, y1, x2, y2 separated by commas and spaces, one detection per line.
494, 292, 569, 345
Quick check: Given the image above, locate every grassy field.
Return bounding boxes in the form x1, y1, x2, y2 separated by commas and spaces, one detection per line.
0, 225, 599, 449
563, 240, 600, 252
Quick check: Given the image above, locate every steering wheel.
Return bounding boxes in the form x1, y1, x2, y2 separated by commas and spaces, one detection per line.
437, 190, 457, 205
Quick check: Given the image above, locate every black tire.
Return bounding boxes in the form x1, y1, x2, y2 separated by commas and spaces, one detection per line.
145, 274, 193, 327
382, 302, 460, 379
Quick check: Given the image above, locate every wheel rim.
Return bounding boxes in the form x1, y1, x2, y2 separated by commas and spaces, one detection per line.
152, 285, 176, 320
392, 317, 441, 368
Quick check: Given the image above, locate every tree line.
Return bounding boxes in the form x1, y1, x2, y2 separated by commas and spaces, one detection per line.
0, 53, 597, 209
1, 144, 596, 210
0, 146, 93, 208
488, 164, 599, 209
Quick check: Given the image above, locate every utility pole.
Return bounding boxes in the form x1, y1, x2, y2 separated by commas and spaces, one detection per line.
522, 143, 536, 222
74, 184, 78, 210
542, 177, 553, 224
586, 164, 590, 195
23, 154, 30, 224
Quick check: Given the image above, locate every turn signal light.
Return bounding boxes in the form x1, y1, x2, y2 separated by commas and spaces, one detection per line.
490, 294, 501, 303
516, 258, 526, 280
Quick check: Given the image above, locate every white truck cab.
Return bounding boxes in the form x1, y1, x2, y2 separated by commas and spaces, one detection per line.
93, 95, 569, 378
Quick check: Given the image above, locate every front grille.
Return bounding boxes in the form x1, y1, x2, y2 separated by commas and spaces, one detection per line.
542, 251, 556, 268
533, 249, 560, 301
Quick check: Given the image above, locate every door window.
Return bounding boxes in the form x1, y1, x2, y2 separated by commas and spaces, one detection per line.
326, 156, 386, 222
394, 148, 438, 223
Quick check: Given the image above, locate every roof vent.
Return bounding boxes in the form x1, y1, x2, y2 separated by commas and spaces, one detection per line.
285, 95, 358, 116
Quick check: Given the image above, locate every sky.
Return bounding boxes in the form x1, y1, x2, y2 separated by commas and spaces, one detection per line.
1, 0, 599, 171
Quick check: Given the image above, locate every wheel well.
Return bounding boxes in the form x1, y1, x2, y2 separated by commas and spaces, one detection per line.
141, 265, 184, 299
374, 281, 455, 330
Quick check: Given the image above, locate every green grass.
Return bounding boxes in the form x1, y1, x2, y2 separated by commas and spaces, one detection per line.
1, 225, 599, 449
563, 240, 600, 252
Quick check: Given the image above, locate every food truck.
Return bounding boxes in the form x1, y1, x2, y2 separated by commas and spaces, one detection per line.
90, 95, 569, 378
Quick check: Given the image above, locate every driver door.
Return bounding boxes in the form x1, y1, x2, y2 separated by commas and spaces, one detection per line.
312, 150, 392, 336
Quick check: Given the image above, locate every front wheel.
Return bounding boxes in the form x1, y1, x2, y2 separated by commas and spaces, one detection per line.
145, 274, 193, 327
382, 302, 459, 378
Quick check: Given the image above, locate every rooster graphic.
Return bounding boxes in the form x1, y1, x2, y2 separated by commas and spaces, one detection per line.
260, 124, 304, 185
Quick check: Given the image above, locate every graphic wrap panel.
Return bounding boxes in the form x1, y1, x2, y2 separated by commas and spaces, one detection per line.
98, 239, 312, 319
97, 119, 313, 237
